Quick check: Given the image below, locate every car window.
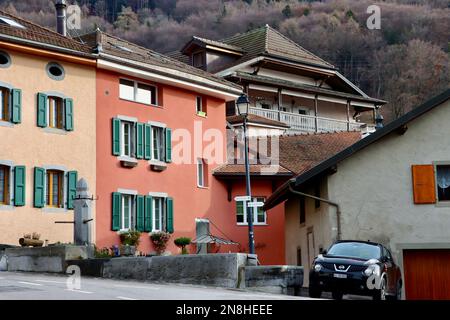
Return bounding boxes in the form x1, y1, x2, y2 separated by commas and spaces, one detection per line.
327, 242, 381, 260
385, 248, 394, 262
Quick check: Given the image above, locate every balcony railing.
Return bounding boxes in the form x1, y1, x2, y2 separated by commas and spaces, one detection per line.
249, 107, 371, 134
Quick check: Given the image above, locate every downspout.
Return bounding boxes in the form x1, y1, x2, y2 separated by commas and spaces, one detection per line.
288, 182, 342, 241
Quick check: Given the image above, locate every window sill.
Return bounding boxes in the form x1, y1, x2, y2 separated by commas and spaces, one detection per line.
237, 223, 268, 226
42, 127, 68, 135
119, 98, 160, 108
196, 112, 207, 118
149, 160, 167, 171
0, 120, 13, 127
118, 156, 138, 168
0, 204, 14, 211
42, 207, 68, 213
435, 201, 450, 207
197, 185, 209, 189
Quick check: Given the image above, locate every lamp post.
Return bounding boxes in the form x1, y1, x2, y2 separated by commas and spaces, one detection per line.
236, 93, 255, 255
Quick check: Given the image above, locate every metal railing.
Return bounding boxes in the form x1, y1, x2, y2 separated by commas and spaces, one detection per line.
249, 107, 368, 133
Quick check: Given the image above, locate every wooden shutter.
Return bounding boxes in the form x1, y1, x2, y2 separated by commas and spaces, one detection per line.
33, 167, 45, 208
112, 192, 122, 231
112, 118, 121, 156
13, 166, 25, 206
66, 171, 78, 209
412, 165, 436, 204
144, 195, 153, 232
11, 89, 22, 124
144, 124, 152, 160
37, 93, 47, 127
136, 195, 145, 231
136, 122, 144, 159
165, 128, 172, 163
64, 98, 74, 131
166, 197, 174, 233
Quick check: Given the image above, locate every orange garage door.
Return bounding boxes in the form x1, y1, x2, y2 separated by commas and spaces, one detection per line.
403, 249, 450, 300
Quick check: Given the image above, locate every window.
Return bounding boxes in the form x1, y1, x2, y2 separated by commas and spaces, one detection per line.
119, 79, 157, 105
297, 248, 302, 266
236, 196, 266, 225
122, 194, 134, 230
192, 52, 204, 68
48, 96, 64, 129
46, 62, 65, 81
0, 87, 9, 121
121, 121, 134, 157
46, 170, 64, 208
196, 96, 206, 115
152, 126, 165, 161
153, 197, 165, 232
0, 51, 11, 68
0, 165, 10, 205
436, 165, 450, 202
197, 159, 208, 187
298, 108, 310, 115
299, 196, 306, 225
0, 16, 26, 29
261, 103, 271, 110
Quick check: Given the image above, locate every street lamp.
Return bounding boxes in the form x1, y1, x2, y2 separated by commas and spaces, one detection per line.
236, 93, 255, 255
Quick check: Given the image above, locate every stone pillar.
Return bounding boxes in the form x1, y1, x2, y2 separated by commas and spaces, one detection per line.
73, 178, 92, 245
196, 218, 210, 254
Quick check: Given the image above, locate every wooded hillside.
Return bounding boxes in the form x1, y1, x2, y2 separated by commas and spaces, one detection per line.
1, 0, 449, 120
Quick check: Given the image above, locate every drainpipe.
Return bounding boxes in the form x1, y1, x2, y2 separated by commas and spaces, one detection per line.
288, 182, 342, 241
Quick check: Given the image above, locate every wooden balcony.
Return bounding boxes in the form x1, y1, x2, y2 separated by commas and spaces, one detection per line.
249, 107, 373, 134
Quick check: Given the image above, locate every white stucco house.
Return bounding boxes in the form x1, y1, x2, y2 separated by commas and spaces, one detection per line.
264, 89, 450, 300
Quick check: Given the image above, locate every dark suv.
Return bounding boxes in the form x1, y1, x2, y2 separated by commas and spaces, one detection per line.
309, 240, 402, 300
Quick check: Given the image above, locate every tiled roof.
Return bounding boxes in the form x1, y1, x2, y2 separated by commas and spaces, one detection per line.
80, 30, 241, 93
213, 131, 361, 177
188, 36, 245, 53
220, 24, 334, 70
227, 114, 290, 128
0, 10, 92, 56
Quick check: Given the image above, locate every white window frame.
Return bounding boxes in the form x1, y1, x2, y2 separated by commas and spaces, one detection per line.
434, 162, 450, 206
119, 78, 158, 106
236, 196, 267, 226
121, 121, 134, 158
151, 125, 165, 162
152, 196, 165, 232
121, 193, 135, 231
197, 158, 206, 188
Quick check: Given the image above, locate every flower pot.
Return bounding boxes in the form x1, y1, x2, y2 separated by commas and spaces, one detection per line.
119, 245, 136, 256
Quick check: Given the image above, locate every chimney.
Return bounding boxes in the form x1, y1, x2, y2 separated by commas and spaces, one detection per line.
55, 0, 67, 36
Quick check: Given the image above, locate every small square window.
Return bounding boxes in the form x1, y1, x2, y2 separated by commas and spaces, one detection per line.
236, 196, 266, 225
436, 165, 450, 202
192, 52, 204, 68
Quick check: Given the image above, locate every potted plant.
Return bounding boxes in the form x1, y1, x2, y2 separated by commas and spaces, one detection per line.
174, 237, 191, 255
118, 230, 141, 256
150, 231, 171, 255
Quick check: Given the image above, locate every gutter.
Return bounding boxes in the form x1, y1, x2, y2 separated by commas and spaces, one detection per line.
288, 181, 342, 241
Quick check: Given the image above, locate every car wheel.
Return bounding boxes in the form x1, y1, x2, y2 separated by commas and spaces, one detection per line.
332, 291, 344, 300
373, 277, 387, 301
308, 286, 322, 298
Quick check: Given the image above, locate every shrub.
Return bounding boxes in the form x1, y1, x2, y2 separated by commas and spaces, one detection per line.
174, 237, 191, 254
119, 230, 141, 247
94, 246, 111, 258
150, 231, 171, 255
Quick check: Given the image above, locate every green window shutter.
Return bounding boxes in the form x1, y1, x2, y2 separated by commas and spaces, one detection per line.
112, 192, 122, 231
13, 166, 26, 206
136, 195, 145, 232
66, 171, 78, 210
144, 195, 153, 232
11, 89, 22, 124
37, 93, 47, 128
33, 167, 45, 208
112, 118, 121, 156
136, 122, 144, 159
165, 128, 172, 163
64, 98, 74, 131
166, 197, 174, 233
144, 124, 152, 160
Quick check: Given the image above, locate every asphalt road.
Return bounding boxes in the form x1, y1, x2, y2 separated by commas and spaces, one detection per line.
0, 272, 315, 300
